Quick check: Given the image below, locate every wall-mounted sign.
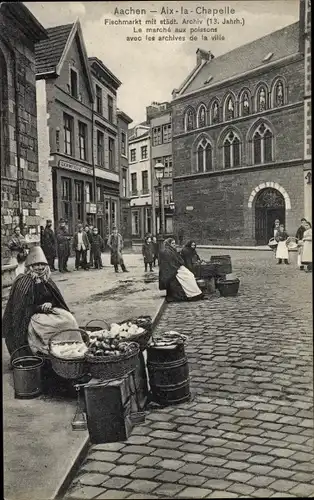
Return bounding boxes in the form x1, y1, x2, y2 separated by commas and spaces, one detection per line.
186, 206, 194, 211
59, 160, 92, 176
86, 203, 97, 214
25, 233, 40, 244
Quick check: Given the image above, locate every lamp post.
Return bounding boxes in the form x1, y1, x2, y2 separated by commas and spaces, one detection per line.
154, 162, 165, 250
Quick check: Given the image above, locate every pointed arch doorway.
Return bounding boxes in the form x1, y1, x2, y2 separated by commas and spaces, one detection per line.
255, 188, 285, 244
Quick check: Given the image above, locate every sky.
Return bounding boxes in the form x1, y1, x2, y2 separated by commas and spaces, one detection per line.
25, 1, 300, 124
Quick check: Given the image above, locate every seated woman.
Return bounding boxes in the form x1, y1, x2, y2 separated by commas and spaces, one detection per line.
181, 240, 201, 276
159, 238, 205, 302
3, 245, 78, 357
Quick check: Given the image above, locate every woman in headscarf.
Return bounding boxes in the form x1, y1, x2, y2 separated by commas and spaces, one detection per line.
7, 226, 28, 276
159, 238, 204, 302
3, 245, 78, 357
180, 240, 201, 276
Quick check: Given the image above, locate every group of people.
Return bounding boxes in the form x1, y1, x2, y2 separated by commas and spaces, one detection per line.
272, 218, 312, 271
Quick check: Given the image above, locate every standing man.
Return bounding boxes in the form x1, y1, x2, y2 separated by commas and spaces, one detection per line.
73, 224, 90, 271
108, 226, 128, 273
56, 218, 71, 273
296, 218, 307, 270
41, 219, 57, 271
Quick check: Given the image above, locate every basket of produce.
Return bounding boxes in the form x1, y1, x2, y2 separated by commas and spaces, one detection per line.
48, 329, 89, 380
268, 237, 278, 249
85, 335, 140, 380
286, 237, 298, 250
122, 316, 153, 350
83, 319, 111, 334
216, 278, 240, 298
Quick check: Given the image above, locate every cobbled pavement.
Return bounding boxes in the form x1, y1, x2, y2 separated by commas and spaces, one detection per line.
66, 251, 313, 499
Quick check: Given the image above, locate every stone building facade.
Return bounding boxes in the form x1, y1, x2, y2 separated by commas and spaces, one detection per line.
117, 109, 133, 246
0, 3, 47, 263
171, 17, 306, 245
302, 0, 312, 221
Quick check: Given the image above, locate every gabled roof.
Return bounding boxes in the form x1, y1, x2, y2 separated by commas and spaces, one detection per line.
35, 20, 94, 101
89, 57, 122, 90
0, 2, 48, 42
178, 22, 300, 97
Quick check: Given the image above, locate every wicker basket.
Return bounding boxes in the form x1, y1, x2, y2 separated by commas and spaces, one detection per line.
85, 342, 140, 380
122, 316, 153, 351
216, 278, 240, 297
268, 237, 278, 249
286, 237, 298, 250
48, 329, 88, 380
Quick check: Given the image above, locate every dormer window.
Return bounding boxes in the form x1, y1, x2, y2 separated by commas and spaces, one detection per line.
263, 52, 274, 62
70, 68, 78, 98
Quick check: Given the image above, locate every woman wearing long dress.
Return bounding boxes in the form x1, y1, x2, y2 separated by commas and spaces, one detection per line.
180, 240, 202, 276
300, 221, 312, 272
7, 226, 29, 276
275, 224, 289, 265
159, 238, 204, 302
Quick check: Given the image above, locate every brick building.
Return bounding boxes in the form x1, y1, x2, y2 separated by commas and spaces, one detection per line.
0, 3, 47, 263
147, 102, 174, 236
117, 109, 133, 246
128, 124, 152, 242
171, 11, 306, 245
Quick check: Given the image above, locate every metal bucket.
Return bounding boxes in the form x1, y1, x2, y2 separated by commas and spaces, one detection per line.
12, 356, 44, 399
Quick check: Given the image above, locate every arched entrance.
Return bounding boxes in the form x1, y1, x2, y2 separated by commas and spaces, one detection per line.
255, 188, 285, 244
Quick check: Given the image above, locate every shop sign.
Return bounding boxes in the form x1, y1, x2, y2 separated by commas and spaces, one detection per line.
186, 206, 194, 211
86, 203, 97, 214
25, 233, 40, 244
59, 160, 92, 176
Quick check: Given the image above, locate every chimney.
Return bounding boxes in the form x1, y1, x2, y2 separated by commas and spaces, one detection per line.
196, 49, 214, 66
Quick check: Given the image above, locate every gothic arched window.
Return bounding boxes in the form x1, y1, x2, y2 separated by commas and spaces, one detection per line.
252, 123, 273, 164
197, 138, 213, 172
223, 131, 241, 169
239, 90, 251, 116
256, 85, 268, 112
197, 105, 207, 128
210, 100, 220, 124
224, 95, 236, 121
185, 108, 195, 131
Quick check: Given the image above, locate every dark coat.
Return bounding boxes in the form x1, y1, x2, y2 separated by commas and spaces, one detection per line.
2, 274, 69, 356
159, 245, 184, 290
56, 227, 71, 258
91, 234, 105, 253
142, 242, 154, 263
42, 227, 56, 259
275, 230, 289, 242
296, 225, 306, 241
180, 245, 201, 273
108, 233, 124, 265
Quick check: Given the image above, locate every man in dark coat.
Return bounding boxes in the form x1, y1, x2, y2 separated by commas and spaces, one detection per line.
56, 218, 71, 273
42, 219, 57, 271
91, 227, 105, 269
108, 227, 128, 273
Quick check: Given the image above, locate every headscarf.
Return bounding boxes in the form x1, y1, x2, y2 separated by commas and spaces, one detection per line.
26, 264, 51, 284
184, 240, 196, 249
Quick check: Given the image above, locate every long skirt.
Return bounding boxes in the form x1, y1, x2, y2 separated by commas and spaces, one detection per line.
166, 266, 203, 302
28, 307, 78, 355
275, 241, 289, 261
301, 240, 312, 264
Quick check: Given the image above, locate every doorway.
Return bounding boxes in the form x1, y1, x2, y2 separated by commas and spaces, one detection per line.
255, 188, 285, 244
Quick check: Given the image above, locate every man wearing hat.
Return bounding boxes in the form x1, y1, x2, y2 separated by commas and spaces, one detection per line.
3, 245, 77, 356
107, 226, 128, 273
56, 218, 71, 273
41, 219, 57, 271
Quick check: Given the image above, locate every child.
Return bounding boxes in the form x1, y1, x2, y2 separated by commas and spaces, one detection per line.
152, 236, 158, 267
91, 227, 105, 269
300, 221, 312, 272
142, 235, 154, 272
275, 224, 289, 265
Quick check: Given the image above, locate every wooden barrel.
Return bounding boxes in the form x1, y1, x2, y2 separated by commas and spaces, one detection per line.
147, 344, 191, 406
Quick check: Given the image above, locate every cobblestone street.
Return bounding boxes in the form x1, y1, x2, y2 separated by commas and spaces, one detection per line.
66, 250, 313, 499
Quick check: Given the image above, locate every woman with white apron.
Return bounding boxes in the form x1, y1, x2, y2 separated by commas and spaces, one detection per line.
300, 221, 312, 272
275, 224, 289, 265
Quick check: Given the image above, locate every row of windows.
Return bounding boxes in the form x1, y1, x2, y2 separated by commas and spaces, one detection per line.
96, 129, 116, 169
131, 207, 152, 236
130, 170, 149, 196
154, 155, 173, 178
130, 145, 148, 162
184, 78, 286, 132
152, 123, 172, 146
194, 122, 274, 172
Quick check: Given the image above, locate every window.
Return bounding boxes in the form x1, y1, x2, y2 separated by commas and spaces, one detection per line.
63, 113, 73, 156
61, 177, 72, 223
96, 85, 102, 114
121, 132, 126, 156
78, 121, 87, 161
153, 126, 162, 146
109, 137, 115, 169
145, 207, 152, 234
185, 109, 195, 131
141, 145, 148, 160
96, 185, 102, 202
97, 130, 104, 166
74, 180, 84, 222
197, 138, 213, 172
164, 156, 173, 177
130, 148, 136, 162
252, 123, 273, 164
197, 106, 207, 128
108, 95, 113, 122
223, 131, 241, 169
85, 182, 92, 203
132, 210, 140, 235
142, 170, 149, 194
70, 69, 78, 98
104, 200, 110, 230
122, 168, 127, 197
111, 200, 117, 227
162, 123, 172, 143
131, 172, 137, 195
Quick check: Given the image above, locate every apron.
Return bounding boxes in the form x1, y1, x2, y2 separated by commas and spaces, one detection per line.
176, 266, 202, 298
275, 241, 289, 261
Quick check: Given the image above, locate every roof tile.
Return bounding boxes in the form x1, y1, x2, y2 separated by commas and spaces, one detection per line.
35, 23, 74, 74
